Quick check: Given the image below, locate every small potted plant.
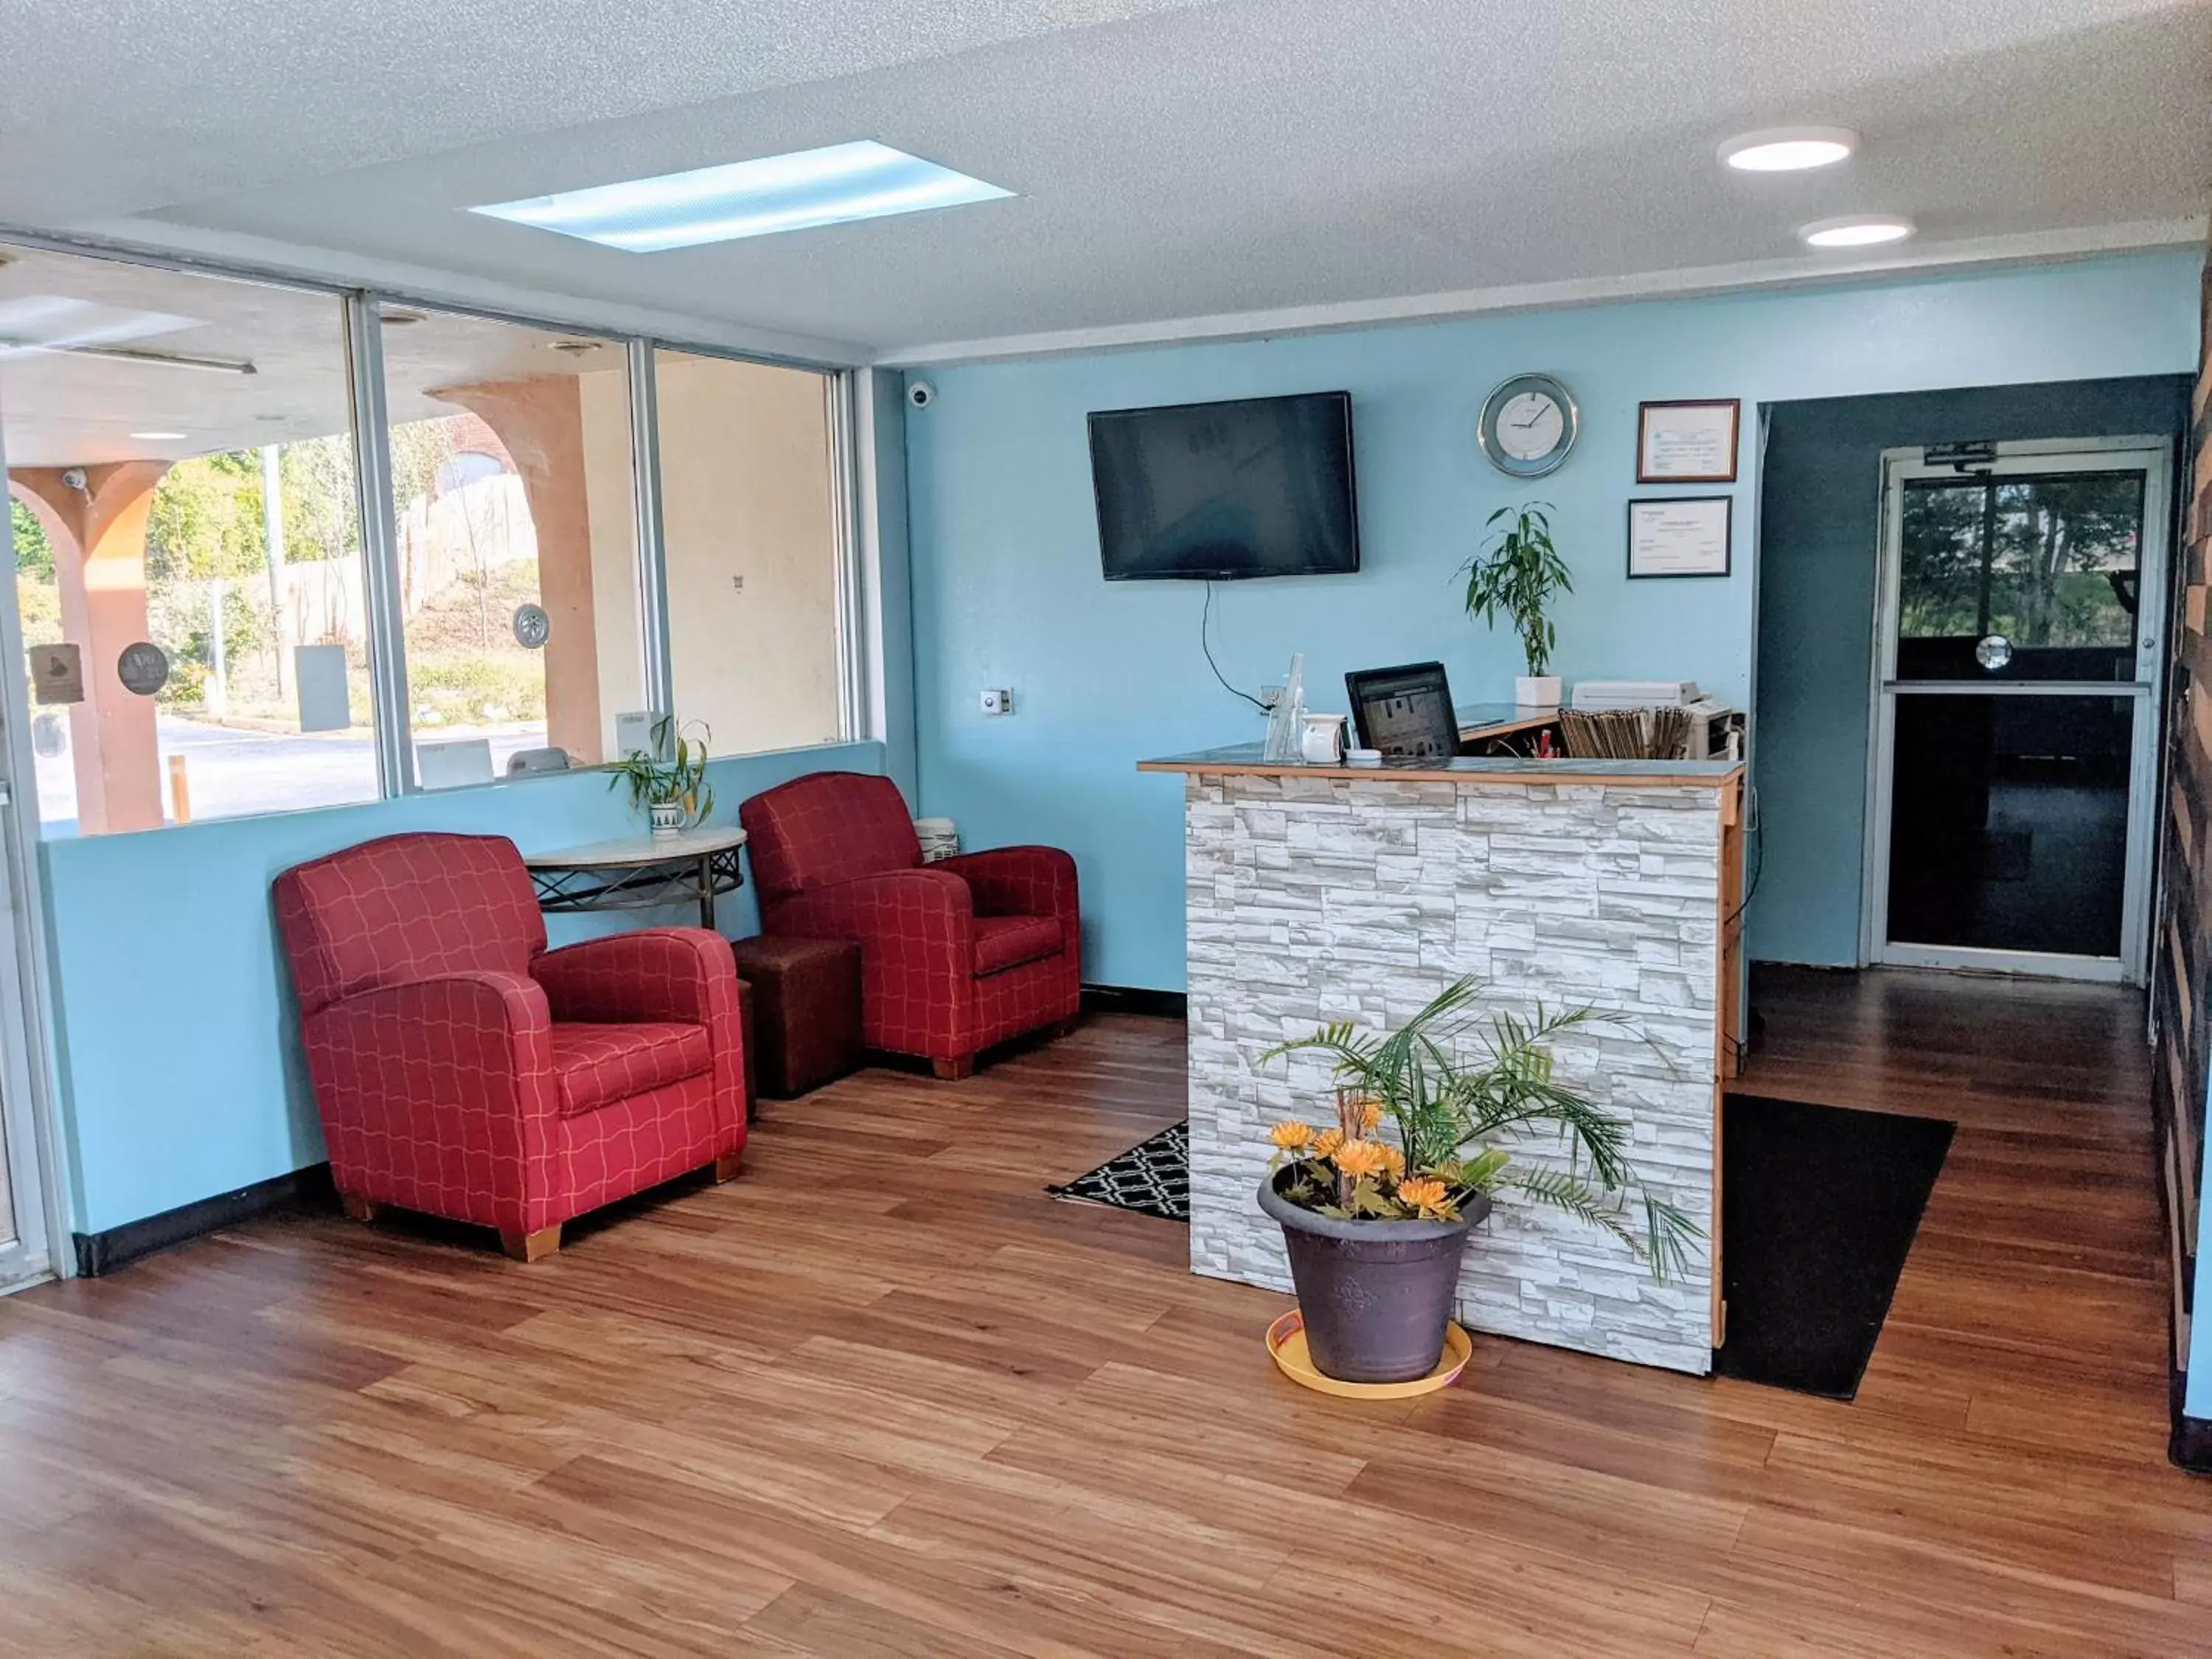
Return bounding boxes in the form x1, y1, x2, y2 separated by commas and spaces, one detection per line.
1460, 502, 1572, 707
610, 714, 714, 838
1257, 976, 1697, 1384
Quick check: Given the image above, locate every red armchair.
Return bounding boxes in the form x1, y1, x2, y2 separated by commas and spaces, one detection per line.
739, 772, 1080, 1078
274, 832, 747, 1261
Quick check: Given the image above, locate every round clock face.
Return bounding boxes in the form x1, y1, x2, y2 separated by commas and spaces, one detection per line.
1478, 374, 1579, 478
1496, 392, 1564, 460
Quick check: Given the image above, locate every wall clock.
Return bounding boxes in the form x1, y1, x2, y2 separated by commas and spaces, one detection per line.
1478, 372, 1579, 479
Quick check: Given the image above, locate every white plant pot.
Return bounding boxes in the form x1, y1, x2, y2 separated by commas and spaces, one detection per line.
1514, 675, 1562, 709
649, 801, 684, 838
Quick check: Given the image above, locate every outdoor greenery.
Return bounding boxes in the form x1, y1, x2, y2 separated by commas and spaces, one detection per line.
1461, 502, 1573, 677
13, 498, 59, 645
406, 559, 547, 726
11, 417, 549, 731
11, 497, 52, 578
1259, 975, 1700, 1278
1900, 473, 2141, 649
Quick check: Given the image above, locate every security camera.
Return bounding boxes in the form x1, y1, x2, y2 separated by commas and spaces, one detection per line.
907, 380, 936, 411
60, 467, 87, 493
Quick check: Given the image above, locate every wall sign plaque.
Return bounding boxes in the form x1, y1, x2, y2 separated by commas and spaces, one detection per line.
28, 642, 83, 705
117, 641, 171, 696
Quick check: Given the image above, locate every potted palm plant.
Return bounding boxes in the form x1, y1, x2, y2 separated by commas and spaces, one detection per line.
610, 714, 714, 838
1460, 503, 1572, 706
1256, 976, 1697, 1383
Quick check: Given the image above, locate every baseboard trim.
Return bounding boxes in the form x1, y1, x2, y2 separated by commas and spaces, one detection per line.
1082, 984, 1189, 1019
72, 1163, 336, 1277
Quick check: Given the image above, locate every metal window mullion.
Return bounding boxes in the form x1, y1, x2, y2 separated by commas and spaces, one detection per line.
827, 369, 863, 742
629, 338, 673, 721
1878, 679, 2152, 697
345, 293, 414, 794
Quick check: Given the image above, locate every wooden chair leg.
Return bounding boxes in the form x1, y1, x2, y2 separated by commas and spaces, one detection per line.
340, 1193, 380, 1223
499, 1224, 562, 1263
933, 1054, 975, 1081
713, 1150, 744, 1183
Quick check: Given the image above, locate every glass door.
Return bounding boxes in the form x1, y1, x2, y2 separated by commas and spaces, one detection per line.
1865, 439, 2173, 983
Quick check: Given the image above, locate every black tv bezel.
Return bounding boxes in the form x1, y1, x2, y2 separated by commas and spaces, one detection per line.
1086, 389, 1361, 581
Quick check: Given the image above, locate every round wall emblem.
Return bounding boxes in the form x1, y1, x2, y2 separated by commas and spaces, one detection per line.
512, 603, 551, 650
116, 641, 170, 696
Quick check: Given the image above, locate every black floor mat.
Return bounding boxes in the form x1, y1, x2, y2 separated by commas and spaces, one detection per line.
1046, 1121, 1188, 1222
1714, 1094, 1953, 1399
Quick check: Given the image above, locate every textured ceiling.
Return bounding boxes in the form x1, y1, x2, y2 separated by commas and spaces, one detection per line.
4, 0, 2205, 360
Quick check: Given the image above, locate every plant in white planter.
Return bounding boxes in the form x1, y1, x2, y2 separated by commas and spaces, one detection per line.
610, 715, 713, 838
1461, 502, 1572, 707
1257, 976, 1698, 1383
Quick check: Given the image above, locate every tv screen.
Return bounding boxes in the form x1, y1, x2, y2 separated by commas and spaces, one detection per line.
1088, 391, 1360, 580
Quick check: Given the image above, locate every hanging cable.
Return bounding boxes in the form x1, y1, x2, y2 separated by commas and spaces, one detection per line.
1202, 580, 1268, 712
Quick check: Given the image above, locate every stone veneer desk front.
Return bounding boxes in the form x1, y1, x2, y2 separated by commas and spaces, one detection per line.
1138, 743, 1747, 1374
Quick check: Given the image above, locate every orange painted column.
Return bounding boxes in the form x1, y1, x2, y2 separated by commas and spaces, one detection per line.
434, 378, 605, 764
10, 463, 170, 833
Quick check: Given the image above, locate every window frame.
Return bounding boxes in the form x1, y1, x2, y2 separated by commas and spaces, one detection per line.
0, 230, 865, 824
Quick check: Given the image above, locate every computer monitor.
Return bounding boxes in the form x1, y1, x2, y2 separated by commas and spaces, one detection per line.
1345, 661, 1459, 759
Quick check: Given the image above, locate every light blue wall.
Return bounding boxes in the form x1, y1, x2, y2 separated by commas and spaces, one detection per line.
904, 252, 2202, 991
41, 742, 883, 1234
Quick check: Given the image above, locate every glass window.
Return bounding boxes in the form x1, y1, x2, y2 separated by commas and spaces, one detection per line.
1899, 470, 2147, 683
0, 246, 375, 833
379, 308, 641, 784
654, 349, 844, 757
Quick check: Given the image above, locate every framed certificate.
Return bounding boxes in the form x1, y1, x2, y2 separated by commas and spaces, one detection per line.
1627, 495, 1733, 579
1637, 399, 1739, 484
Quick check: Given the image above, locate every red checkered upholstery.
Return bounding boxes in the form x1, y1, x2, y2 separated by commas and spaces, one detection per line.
741, 770, 923, 907
739, 773, 1080, 1071
274, 833, 746, 1240
548, 1023, 709, 1116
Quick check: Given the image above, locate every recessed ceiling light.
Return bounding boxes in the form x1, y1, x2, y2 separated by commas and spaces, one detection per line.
470, 140, 1015, 252
544, 338, 604, 355
380, 307, 425, 325
130, 431, 187, 441
1719, 126, 1858, 172
1800, 214, 1915, 248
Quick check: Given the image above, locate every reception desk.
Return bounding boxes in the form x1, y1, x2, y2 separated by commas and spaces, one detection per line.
1138, 732, 1745, 1374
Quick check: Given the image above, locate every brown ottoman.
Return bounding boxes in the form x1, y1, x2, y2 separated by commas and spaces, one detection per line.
734, 978, 759, 1121
731, 935, 863, 1099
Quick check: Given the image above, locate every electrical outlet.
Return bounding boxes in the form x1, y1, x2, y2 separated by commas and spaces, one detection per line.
980, 688, 1013, 716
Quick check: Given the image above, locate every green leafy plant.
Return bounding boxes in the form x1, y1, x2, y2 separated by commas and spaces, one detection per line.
609, 714, 714, 826
1461, 503, 1572, 677
1258, 975, 1700, 1280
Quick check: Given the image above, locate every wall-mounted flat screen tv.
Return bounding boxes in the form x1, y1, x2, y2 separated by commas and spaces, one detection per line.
1088, 390, 1360, 580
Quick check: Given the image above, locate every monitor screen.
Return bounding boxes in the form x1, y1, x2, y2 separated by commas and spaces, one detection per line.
1088, 391, 1360, 580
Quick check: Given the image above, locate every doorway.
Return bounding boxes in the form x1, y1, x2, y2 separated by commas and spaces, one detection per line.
1863, 438, 2172, 983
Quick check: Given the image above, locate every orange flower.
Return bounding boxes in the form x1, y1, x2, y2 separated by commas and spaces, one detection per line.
1375, 1143, 1406, 1180
1267, 1120, 1315, 1152
1332, 1139, 1390, 1180
1397, 1176, 1455, 1217
1358, 1099, 1385, 1135
1311, 1129, 1346, 1160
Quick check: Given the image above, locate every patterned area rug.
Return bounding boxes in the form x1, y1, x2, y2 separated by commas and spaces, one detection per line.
1047, 1121, 1189, 1222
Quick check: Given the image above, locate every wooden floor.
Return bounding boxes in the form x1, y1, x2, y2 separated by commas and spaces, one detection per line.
2, 967, 2208, 1656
